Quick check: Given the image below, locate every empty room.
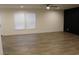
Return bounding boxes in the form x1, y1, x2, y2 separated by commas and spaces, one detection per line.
0, 4, 79, 55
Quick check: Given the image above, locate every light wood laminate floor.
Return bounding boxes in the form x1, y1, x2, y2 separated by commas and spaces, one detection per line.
2, 32, 79, 55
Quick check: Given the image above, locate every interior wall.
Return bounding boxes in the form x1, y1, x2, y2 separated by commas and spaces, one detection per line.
0, 36, 3, 55
1, 9, 64, 36
0, 11, 3, 54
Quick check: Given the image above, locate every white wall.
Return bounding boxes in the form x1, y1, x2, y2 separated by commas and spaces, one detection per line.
0, 36, 3, 55
0, 13, 3, 54
1, 9, 64, 35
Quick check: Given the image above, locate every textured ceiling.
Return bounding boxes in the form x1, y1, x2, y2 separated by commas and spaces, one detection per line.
0, 4, 79, 10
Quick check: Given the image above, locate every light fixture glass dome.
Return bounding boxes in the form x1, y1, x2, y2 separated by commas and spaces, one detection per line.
46, 6, 50, 10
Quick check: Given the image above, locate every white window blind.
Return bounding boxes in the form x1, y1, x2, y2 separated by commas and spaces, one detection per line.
25, 12, 36, 29
14, 11, 36, 30
14, 12, 25, 30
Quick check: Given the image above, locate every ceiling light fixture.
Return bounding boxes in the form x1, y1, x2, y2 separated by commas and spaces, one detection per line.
20, 6, 24, 8
46, 4, 51, 10
46, 6, 50, 10
46, 4, 60, 10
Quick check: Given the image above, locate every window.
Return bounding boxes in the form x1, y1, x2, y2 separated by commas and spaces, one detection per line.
14, 11, 36, 30
14, 12, 25, 30
25, 12, 36, 29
